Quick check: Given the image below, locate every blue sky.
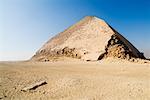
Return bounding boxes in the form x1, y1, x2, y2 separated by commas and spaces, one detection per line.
0, 0, 150, 61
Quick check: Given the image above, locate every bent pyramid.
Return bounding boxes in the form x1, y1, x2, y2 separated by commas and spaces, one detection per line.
31, 16, 145, 61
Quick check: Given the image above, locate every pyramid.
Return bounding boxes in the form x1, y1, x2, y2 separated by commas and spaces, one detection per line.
31, 16, 145, 61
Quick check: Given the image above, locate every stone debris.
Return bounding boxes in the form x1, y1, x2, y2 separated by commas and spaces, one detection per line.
21, 80, 47, 92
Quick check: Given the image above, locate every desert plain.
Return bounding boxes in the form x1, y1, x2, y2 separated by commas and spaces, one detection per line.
0, 58, 149, 100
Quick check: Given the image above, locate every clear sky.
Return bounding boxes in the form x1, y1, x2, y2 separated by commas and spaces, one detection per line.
0, 0, 150, 61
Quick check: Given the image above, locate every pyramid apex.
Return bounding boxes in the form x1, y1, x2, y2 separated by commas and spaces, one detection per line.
84, 15, 98, 18
83, 16, 105, 22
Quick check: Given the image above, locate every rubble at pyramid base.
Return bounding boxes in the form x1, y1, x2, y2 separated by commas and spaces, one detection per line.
32, 34, 147, 63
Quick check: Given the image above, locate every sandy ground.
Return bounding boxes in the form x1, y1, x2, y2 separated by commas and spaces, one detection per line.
0, 59, 150, 100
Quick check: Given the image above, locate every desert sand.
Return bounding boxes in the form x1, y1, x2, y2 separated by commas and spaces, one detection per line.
0, 16, 149, 100
0, 58, 149, 100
